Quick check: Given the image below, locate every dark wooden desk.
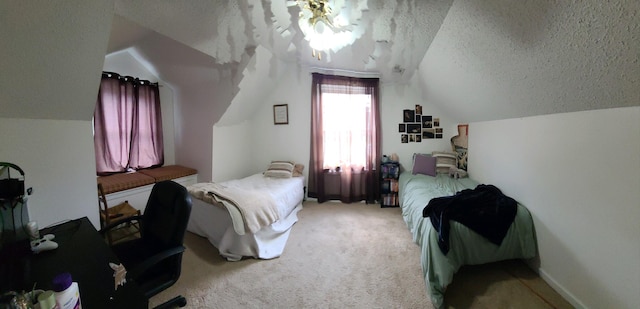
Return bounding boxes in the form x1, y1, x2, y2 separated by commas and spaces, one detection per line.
0, 217, 148, 308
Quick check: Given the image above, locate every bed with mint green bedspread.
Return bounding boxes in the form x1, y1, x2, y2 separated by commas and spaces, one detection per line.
399, 172, 536, 308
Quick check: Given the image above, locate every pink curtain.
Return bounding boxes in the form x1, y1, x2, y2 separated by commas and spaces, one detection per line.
130, 81, 164, 169
307, 73, 381, 203
94, 73, 163, 175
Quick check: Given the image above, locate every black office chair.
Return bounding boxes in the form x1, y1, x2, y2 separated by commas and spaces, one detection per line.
101, 180, 192, 309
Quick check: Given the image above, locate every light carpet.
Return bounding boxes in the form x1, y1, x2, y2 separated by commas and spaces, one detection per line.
149, 201, 573, 309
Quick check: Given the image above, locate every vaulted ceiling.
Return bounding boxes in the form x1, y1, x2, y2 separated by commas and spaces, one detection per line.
107, 0, 639, 124
108, 0, 452, 85
2, 0, 636, 123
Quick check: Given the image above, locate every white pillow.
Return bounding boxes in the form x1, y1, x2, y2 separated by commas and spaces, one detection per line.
432, 151, 458, 174
264, 161, 295, 178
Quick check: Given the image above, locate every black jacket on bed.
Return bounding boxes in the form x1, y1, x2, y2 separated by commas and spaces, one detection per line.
422, 184, 517, 255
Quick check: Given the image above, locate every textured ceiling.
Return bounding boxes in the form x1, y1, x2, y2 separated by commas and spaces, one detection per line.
109, 0, 453, 84
418, 0, 639, 123
2, 1, 636, 124
107, 0, 639, 124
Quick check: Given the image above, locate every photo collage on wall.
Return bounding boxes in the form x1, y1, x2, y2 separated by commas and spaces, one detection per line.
399, 105, 443, 143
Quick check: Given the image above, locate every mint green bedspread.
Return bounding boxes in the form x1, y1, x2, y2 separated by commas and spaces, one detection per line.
399, 172, 536, 309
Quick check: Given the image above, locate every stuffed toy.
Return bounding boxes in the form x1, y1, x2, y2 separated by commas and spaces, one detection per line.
448, 166, 468, 179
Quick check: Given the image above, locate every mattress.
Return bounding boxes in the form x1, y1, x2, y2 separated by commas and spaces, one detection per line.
399, 172, 536, 308
186, 174, 304, 261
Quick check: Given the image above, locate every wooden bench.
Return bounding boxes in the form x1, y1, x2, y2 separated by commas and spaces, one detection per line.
138, 165, 198, 182
97, 165, 197, 194
97, 165, 198, 211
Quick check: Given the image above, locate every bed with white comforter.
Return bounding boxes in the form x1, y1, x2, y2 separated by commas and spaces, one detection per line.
186, 173, 304, 261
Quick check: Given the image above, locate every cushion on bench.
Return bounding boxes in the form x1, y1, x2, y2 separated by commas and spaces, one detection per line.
97, 172, 155, 195
137, 165, 198, 182
97, 165, 198, 195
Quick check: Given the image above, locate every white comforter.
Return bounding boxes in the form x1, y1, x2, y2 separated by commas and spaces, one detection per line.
188, 179, 280, 234
186, 174, 304, 260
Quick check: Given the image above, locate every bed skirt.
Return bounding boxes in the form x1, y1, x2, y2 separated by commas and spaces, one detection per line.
187, 198, 303, 261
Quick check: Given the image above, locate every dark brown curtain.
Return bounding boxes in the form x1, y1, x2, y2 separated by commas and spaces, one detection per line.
307, 73, 381, 203
94, 72, 163, 175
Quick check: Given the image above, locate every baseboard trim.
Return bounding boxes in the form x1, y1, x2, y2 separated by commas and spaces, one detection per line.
538, 267, 588, 309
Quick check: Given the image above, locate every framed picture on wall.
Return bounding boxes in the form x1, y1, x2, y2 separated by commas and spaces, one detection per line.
407, 124, 421, 133
423, 129, 435, 139
273, 104, 288, 125
399, 124, 406, 132
422, 115, 432, 128
403, 109, 415, 123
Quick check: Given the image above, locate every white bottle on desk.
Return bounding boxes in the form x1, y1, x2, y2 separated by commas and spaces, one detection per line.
52, 272, 82, 309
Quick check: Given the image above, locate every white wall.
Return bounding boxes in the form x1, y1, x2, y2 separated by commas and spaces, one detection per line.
380, 76, 460, 171
210, 46, 289, 182
247, 67, 463, 183
468, 106, 640, 309
0, 118, 100, 228
0, 1, 114, 230
212, 121, 253, 182
250, 67, 311, 179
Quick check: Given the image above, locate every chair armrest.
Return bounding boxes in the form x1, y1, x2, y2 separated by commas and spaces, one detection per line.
99, 215, 143, 235
128, 246, 186, 278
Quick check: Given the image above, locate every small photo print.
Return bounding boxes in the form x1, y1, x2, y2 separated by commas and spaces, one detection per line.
415, 134, 422, 142
407, 124, 421, 133
422, 115, 433, 128
403, 109, 415, 123
409, 134, 415, 142
401, 134, 408, 143
436, 133, 443, 139
399, 123, 406, 132
435, 128, 443, 134
415, 104, 423, 115
423, 129, 435, 139
415, 114, 421, 122
433, 118, 440, 127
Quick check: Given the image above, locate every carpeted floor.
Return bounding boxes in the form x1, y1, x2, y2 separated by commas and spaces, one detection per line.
149, 201, 573, 309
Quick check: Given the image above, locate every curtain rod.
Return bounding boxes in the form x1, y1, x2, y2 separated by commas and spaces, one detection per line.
308, 66, 380, 78
102, 71, 161, 87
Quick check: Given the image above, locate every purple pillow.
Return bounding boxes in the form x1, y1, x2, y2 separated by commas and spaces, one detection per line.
412, 154, 436, 176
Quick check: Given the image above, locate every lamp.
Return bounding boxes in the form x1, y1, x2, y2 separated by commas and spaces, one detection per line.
293, 0, 352, 60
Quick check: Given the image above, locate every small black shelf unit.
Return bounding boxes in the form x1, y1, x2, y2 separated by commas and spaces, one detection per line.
380, 161, 400, 208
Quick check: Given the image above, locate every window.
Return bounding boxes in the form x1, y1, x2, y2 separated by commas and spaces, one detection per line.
321, 91, 371, 170
93, 72, 164, 175
308, 73, 381, 203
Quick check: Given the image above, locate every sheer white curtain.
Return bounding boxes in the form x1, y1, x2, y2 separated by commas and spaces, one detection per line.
321, 92, 371, 170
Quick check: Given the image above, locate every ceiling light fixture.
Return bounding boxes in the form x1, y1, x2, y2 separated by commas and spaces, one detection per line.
292, 0, 352, 60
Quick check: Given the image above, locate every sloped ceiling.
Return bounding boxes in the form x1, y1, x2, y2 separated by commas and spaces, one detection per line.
419, 0, 640, 123
107, 0, 639, 125
111, 0, 451, 83
4, 0, 631, 123
0, 1, 114, 121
